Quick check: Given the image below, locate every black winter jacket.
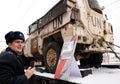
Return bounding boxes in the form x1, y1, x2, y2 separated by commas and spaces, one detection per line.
0, 47, 28, 84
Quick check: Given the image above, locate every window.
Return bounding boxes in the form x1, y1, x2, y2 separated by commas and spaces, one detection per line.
88, 0, 102, 14
29, 23, 37, 34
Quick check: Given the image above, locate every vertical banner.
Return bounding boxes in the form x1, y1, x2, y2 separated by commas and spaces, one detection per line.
54, 35, 81, 80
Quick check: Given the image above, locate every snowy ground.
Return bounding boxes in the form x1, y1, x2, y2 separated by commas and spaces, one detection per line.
34, 66, 120, 84
70, 67, 120, 84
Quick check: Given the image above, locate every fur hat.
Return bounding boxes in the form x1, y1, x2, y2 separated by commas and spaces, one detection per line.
5, 31, 25, 44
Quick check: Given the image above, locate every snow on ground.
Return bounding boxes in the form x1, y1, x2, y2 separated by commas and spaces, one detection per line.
35, 67, 120, 84
70, 67, 120, 84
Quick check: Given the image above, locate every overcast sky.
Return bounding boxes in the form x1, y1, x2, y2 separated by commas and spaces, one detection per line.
0, 0, 120, 52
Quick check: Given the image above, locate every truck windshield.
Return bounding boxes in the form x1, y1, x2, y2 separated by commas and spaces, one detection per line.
88, 0, 102, 14
29, 22, 37, 34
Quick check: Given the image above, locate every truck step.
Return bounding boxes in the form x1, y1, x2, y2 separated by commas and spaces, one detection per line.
80, 69, 92, 77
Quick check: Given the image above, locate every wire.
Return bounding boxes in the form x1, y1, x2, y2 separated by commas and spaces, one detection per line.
102, 0, 120, 21
18, 0, 38, 22
103, 40, 120, 60
106, 0, 120, 7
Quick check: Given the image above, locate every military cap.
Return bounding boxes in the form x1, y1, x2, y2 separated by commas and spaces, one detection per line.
5, 31, 25, 44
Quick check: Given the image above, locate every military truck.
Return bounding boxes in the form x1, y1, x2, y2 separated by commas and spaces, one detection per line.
23, 0, 114, 73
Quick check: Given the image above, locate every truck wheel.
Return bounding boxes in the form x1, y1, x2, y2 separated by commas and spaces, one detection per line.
44, 42, 61, 73
80, 53, 103, 68
87, 53, 103, 68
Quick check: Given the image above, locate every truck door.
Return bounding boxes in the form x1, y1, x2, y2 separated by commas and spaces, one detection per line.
87, 0, 104, 37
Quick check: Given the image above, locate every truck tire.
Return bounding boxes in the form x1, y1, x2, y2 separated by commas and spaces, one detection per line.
80, 53, 103, 68
44, 42, 61, 73
90, 53, 103, 68
87, 53, 103, 68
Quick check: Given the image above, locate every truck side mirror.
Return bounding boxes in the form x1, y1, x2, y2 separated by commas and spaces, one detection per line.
101, 6, 105, 10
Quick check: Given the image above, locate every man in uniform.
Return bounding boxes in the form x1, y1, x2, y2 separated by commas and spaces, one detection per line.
0, 31, 35, 84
